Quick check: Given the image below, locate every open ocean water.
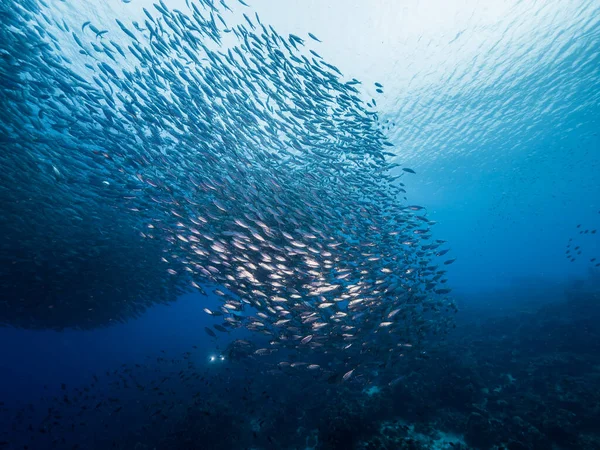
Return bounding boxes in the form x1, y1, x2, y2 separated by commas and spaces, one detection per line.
1, 0, 599, 449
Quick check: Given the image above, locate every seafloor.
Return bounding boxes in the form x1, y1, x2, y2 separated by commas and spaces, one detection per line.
2, 276, 599, 450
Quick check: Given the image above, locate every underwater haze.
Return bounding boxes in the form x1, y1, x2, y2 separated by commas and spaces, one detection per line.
1, 0, 599, 449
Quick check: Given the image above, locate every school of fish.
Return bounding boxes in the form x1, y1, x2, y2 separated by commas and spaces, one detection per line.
0, 0, 456, 370
565, 215, 599, 266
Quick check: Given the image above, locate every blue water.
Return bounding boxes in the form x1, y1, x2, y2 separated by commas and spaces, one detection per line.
1, 0, 599, 449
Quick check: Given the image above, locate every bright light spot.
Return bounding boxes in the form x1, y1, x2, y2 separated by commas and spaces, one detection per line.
209, 355, 216, 362
220, 356, 225, 361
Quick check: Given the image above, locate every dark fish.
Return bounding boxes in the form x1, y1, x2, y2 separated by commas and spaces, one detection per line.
204, 327, 216, 338
308, 32, 321, 42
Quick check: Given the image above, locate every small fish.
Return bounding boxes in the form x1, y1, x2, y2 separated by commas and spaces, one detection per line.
308, 32, 321, 42
300, 335, 313, 344
204, 327, 216, 338
342, 369, 355, 381
435, 288, 452, 295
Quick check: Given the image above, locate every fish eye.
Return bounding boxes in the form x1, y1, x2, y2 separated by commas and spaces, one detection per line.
220, 356, 225, 361
209, 355, 216, 362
